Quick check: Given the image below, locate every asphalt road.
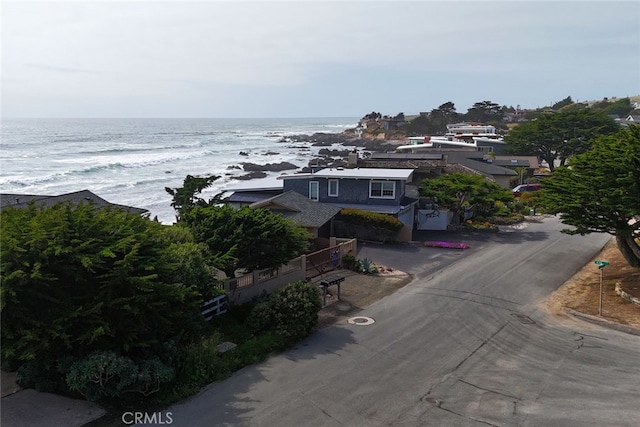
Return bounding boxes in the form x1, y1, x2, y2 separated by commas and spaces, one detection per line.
168, 216, 640, 426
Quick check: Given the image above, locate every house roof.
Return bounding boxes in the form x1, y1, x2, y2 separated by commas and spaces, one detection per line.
250, 190, 341, 228
226, 190, 282, 204
0, 190, 148, 215
369, 153, 445, 161
278, 167, 414, 181
326, 196, 418, 215
491, 155, 539, 169
222, 175, 283, 192
456, 158, 518, 176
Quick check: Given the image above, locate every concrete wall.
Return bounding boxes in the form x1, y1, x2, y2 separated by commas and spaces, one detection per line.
226, 269, 307, 305
397, 205, 415, 226
416, 209, 453, 231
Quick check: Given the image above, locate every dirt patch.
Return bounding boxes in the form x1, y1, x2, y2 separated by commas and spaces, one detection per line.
544, 237, 640, 329
316, 269, 413, 327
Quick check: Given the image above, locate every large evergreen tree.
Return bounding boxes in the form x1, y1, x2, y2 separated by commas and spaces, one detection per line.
168, 174, 312, 278
463, 100, 504, 123
420, 173, 513, 225
1, 202, 209, 393
536, 126, 640, 266
505, 109, 620, 171
165, 174, 225, 221
180, 205, 312, 278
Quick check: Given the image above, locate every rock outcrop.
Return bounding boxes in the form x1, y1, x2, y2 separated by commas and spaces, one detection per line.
240, 161, 298, 172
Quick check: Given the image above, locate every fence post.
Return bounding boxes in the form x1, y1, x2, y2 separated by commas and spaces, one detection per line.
300, 254, 307, 278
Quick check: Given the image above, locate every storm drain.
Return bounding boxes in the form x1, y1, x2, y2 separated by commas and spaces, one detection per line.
510, 313, 535, 324
347, 316, 375, 326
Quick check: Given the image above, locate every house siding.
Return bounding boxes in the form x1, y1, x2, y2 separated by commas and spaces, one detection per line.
283, 177, 404, 206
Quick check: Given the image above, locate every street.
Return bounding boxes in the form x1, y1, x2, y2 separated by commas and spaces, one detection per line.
168, 216, 640, 426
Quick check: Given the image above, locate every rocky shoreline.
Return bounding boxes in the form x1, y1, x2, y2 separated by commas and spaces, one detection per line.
227, 132, 402, 180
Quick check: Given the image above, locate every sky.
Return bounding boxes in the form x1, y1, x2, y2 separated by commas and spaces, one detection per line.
2, 0, 639, 118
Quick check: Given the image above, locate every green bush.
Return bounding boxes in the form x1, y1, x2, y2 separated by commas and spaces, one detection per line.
342, 254, 359, 271
65, 351, 175, 402
339, 208, 403, 232
244, 302, 273, 336
246, 281, 322, 344
520, 192, 536, 204
172, 335, 224, 389
232, 334, 288, 365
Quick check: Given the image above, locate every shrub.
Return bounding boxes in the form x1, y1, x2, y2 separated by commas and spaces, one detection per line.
520, 192, 536, 204
339, 208, 403, 232
244, 302, 273, 336
172, 335, 223, 388
342, 254, 359, 271
65, 351, 175, 403
232, 334, 288, 365
246, 281, 322, 343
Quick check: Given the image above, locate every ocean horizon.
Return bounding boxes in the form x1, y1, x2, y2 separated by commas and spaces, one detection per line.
0, 117, 359, 224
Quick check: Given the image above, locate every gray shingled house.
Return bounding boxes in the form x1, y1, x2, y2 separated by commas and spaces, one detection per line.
249, 190, 341, 239
0, 189, 148, 216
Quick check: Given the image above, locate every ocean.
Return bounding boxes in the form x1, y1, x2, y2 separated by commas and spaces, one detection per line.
0, 117, 358, 224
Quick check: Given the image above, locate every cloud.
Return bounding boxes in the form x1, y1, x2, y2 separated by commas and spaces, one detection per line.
2, 1, 639, 117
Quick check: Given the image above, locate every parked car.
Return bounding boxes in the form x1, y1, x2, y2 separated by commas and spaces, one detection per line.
512, 183, 541, 197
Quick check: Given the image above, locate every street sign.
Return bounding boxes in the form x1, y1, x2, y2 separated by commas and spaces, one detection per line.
594, 260, 610, 316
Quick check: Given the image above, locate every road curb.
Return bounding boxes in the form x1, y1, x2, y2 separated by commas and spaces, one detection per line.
563, 308, 640, 336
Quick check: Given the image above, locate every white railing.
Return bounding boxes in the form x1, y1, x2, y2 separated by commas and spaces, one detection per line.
201, 294, 229, 320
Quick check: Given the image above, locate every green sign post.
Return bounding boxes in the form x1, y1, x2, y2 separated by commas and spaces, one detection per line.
594, 260, 610, 315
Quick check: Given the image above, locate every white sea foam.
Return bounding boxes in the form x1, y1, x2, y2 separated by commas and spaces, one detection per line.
1, 117, 358, 223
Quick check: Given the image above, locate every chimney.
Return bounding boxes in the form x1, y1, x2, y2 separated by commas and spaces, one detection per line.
348, 150, 359, 167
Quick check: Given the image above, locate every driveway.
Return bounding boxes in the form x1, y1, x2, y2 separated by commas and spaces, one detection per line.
167, 216, 640, 426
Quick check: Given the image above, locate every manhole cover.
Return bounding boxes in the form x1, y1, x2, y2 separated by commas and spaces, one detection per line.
347, 316, 375, 326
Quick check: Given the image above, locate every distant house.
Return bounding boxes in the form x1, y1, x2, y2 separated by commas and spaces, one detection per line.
626, 114, 640, 122
0, 189, 148, 215
361, 151, 519, 188
380, 117, 406, 131
249, 190, 341, 239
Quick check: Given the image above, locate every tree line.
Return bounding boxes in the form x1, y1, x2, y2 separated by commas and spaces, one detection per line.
367, 96, 636, 137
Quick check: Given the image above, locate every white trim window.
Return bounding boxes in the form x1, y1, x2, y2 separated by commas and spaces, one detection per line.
309, 181, 319, 201
328, 179, 339, 197
369, 180, 395, 199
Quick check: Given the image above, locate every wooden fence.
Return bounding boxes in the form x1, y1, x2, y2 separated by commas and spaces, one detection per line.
221, 238, 357, 306
306, 238, 357, 279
